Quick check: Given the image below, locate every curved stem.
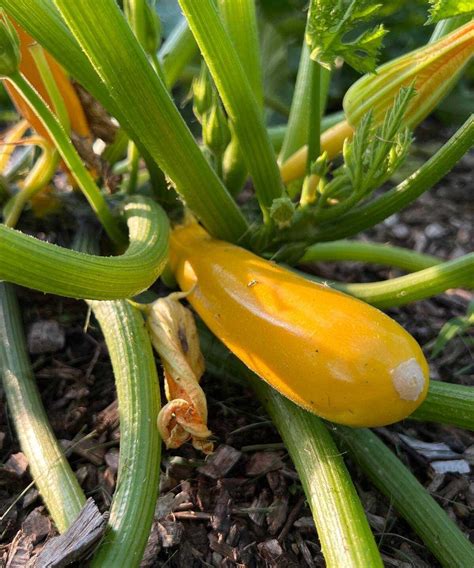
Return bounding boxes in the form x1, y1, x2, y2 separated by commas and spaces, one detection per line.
301, 240, 441, 272
0, 282, 85, 532
0, 196, 169, 300
300, 253, 473, 309
8, 71, 125, 246
4, 145, 59, 228
90, 300, 160, 567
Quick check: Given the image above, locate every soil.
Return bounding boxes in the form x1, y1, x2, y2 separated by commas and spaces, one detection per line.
0, 122, 472, 567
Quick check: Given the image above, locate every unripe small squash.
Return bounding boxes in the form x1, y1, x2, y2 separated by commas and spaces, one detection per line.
169, 223, 429, 427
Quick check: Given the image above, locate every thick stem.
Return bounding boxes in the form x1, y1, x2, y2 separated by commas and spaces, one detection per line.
299, 253, 473, 309
53, 0, 248, 242
301, 240, 441, 272
0, 196, 169, 300
178, 0, 284, 217
0, 282, 85, 532
89, 300, 161, 567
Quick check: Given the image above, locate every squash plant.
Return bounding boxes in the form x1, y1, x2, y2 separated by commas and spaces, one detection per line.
0, 0, 473, 566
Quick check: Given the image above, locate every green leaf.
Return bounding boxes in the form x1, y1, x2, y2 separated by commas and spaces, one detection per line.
306, 0, 388, 73
427, 0, 474, 24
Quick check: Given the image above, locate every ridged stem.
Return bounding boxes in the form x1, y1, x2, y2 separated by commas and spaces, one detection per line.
301, 240, 441, 272
90, 300, 161, 567
178, 0, 284, 217
53, 0, 248, 242
0, 282, 85, 532
0, 196, 170, 300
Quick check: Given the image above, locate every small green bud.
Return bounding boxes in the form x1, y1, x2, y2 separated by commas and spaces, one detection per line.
192, 64, 213, 120
270, 196, 296, 229
0, 12, 20, 77
310, 151, 328, 178
202, 93, 231, 158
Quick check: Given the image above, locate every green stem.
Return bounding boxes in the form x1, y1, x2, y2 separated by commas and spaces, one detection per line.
412, 381, 474, 430
306, 62, 321, 175
218, 0, 263, 108
0, 282, 86, 532
300, 253, 473, 309
159, 18, 199, 89
254, 384, 383, 567
29, 44, 70, 131
332, 426, 474, 568
301, 240, 441, 272
0, 196, 169, 300
53, 0, 248, 242
90, 300, 161, 567
289, 115, 474, 243
126, 142, 140, 195
4, 146, 60, 228
280, 44, 312, 163
178, 0, 284, 217
219, 0, 263, 196
8, 72, 125, 246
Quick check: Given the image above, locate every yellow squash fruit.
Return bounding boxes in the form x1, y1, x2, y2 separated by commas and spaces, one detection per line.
169, 223, 429, 427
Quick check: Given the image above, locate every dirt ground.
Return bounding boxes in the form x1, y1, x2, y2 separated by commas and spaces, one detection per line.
0, 122, 472, 567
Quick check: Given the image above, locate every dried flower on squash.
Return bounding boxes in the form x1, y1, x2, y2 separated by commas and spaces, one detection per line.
146, 292, 213, 454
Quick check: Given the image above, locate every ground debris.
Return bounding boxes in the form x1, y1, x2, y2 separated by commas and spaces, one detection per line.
32, 498, 106, 567
198, 444, 242, 479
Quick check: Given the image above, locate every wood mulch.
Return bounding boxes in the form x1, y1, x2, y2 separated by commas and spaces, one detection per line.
0, 124, 472, 567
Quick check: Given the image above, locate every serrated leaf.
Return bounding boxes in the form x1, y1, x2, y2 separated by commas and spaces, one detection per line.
306, 0, 388, 73
427, 0, 474, 24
